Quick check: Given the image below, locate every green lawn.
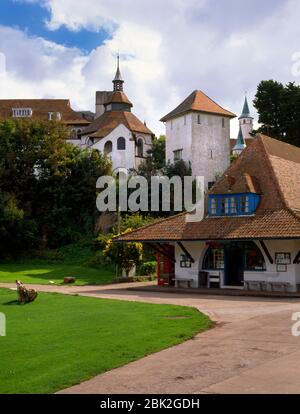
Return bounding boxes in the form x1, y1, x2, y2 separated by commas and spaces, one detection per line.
0, 288, 212, 394
0, 262, 115, 285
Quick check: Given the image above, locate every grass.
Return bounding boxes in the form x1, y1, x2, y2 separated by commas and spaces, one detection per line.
0, 288, 212, 394
0, 239, 116, 285
0, 262, 115, 285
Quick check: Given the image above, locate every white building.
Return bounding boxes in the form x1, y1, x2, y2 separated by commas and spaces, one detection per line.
80, 59, 154, 171
232, 96, 255, 156
161, 90, 236, 188
118, 135, 300, 294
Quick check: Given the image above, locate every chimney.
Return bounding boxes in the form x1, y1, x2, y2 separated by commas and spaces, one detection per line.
95, 91, 111, 118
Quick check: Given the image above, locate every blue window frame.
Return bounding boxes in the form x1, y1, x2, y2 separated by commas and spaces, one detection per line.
208, 193, 260, 216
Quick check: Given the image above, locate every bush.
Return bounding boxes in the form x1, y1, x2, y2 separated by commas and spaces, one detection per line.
95, 233, 112, 249
85, 252, 112, 269
139, 261, 157, 276
30, 249, 65, 263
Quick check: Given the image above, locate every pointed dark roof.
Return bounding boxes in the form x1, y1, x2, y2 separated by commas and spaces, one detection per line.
113, 55, 123, 82
233, 126, 246, 152
117, 135, 300, 242
239, 96, 253, 119
160, 90, 236, 122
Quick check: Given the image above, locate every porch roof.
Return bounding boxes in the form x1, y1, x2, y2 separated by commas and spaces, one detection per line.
116, 134, 300, 243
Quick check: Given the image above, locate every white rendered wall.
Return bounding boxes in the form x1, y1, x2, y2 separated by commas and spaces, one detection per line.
171, 239, 300, 292
240, 117, 253, 139
88, 125, 153, 171
92, 124, 135, 171
165, 112, 231, 188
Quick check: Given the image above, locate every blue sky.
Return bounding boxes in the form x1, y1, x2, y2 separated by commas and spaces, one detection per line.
0, 0, 110, 52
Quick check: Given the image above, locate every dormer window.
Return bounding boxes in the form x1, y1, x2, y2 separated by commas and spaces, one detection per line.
12, 108, 32, 118
48, 112, 61, 121
208, 193, 260, 217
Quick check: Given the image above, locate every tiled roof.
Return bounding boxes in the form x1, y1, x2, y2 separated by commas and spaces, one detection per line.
160, 90, 236, 122
117, 134, 300, 242
83, 110, 153, 138
117, 209, 300, 242
107, 91, 132, 106
0, 99, 90, 125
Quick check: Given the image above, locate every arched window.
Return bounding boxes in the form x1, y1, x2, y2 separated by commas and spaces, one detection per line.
244, 242, 266, 271
136, 138, 144, 157
70, 128, 77, 139
117, 137, 126, 150
104, 140, 113, 154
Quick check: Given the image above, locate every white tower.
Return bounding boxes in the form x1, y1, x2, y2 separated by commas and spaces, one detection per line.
239, 96, 254, 139
161, 90, 236, 188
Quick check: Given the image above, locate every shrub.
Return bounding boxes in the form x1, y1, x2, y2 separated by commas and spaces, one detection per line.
85, 252, 112, 269
30, 249, 65, 263
139, 261, 157, 276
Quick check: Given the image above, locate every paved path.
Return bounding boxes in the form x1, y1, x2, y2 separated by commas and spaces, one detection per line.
2, 282, 300, 394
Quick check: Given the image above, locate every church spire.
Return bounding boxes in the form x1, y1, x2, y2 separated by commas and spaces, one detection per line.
113, 54, 124, 92
233, 126, 246, 156
239, 96, 252, 119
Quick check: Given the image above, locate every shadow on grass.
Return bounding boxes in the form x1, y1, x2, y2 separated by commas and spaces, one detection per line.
3, 300, 21, 306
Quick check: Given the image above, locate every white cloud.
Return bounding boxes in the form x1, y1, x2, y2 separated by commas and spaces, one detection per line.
2, 0, 300, 137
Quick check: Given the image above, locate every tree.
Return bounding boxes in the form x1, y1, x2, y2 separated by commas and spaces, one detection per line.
103, 229, 143, 277
253, 80, 300, 147
146, 135, 166, 170
0, 118, 112, 252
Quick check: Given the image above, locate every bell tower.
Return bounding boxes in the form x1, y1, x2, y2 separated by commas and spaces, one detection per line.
112, 55, 124, 92
239, 96, 254, 139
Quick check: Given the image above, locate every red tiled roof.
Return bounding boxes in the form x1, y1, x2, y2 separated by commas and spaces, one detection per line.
83, 110, 153, 138
117, 135, 300, 242
0, 99, 90, 125
160, 90, 236, 122
107, 91, 132, 106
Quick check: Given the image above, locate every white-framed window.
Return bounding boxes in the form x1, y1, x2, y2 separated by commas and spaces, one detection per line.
12, 108, 32, 118
48, 112, 61, 121
173, 149, 183, 162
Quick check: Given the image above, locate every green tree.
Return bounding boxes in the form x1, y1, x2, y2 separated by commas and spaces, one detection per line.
253, 80, 300, 147
146, 135, 166, 170
103, 229, 143, 277
0, 118, 112, 252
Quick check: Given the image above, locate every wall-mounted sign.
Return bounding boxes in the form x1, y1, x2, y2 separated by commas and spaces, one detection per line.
180, 254, 192, 268
276, 264, 287, 272
275, 253, 291, 265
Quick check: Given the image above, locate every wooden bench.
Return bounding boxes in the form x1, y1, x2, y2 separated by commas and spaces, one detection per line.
244, 280, 265, 291
174, 278, 193, 288
244, 280, 291, 293
268, 281, 290, 293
